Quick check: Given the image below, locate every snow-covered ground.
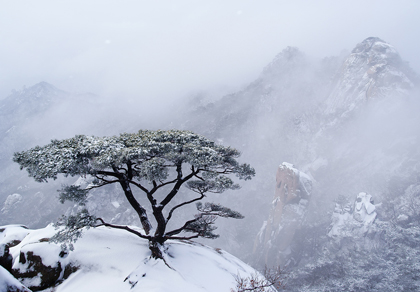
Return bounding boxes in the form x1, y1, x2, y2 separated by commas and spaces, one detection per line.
1, 224, 268, 292
0, 265, 30, 292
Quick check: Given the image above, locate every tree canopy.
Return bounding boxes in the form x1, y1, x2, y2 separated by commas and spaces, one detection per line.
14, 129, 255, 258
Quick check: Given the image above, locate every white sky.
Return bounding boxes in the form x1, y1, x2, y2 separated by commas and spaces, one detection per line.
1, 0, 419, 103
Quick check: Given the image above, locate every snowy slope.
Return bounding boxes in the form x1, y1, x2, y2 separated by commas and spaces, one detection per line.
0, 265, 31, 292
1, 225, 269, 292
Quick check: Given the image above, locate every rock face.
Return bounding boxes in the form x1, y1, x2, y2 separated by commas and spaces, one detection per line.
13, 250, 77, 291
325, 37, 415, 117
253, 163, 312, 267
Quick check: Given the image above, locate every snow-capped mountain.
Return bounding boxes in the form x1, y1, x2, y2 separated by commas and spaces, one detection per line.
325, 37, 416, 118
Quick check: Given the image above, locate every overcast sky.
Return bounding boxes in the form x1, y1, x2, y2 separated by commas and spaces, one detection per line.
1, 1, 419, 103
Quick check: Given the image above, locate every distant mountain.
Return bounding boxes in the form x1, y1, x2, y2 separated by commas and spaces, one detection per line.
182, 46, 333, 149
325, 37, 416, 118
0, 82, 66, 116
0, 82, 66, 158
0, 83, 104, 228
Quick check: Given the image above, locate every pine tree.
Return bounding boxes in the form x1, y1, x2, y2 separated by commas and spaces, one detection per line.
14, 130, 255, 259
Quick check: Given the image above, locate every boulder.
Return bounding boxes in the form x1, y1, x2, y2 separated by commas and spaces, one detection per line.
1, 225, 78, 291
13, 250, 63, 291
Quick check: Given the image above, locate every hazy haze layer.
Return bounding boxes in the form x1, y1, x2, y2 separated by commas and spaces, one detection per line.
1, 1, 419, 105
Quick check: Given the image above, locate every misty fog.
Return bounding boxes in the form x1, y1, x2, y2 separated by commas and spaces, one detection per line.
1, 1, 420, 100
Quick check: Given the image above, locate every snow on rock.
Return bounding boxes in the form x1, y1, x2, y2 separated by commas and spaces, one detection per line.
328, 192, 377, 240
0, 225, 263, 292
353, 192, 376, 224
277, 163, 312, 199
0, 265, 31, 292
0, 225, 30, 247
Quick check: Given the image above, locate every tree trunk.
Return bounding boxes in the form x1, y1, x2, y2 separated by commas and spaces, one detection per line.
152, 206, 167, 242
149, 239, 164, 259
119, 180, 152, 235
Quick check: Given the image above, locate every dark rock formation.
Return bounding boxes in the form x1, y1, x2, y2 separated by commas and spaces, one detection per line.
12, 250, 78, 291
0, 244, 13, 272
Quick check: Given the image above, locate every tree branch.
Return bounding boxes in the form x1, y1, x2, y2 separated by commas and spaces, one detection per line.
165, 234, 200, 240
165, 217, 201, 237
95, 169, 122, 178
93, 174, 118, 183
96, 218, 151, 240
127, 179, 150, 194
166, 193, 205, 223
160, 166, 199, 207
194, 173, 205, 181
148, 178, 178, 196
86, 180, 119, 190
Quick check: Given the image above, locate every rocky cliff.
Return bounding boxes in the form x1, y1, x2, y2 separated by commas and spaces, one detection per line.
253, 163, 312, 268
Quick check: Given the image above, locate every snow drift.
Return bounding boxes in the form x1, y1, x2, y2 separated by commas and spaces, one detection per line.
0, 224, 268, 292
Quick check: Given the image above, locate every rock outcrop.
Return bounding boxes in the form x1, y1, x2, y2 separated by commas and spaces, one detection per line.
328, 192, 377, 241
0, 244, 13, 272
0, 225, 78, 291
254, 163, 312, 267
353, 192, 376, 224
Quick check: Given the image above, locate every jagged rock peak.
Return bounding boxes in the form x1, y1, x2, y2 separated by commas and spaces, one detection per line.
262, 46, 305, 75
11, 81, 62, 98
275, 46, 303, 61
351, 37, 401, 67
324, 37, 415, 116
353, 37, 388, 52
0, 82, 68, 116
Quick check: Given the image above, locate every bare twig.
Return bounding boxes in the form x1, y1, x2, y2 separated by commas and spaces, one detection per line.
231, 266, 284, 292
